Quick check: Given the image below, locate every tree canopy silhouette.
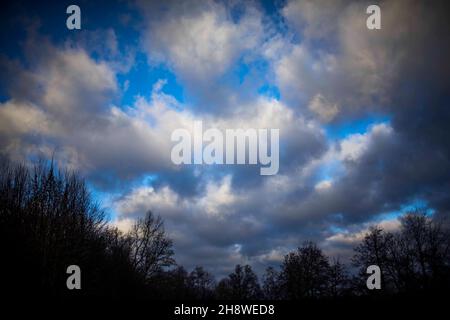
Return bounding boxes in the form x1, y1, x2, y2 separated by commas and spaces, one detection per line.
1, 159, 449, 300
353, 211, 450, 294
0, 159, 174, 297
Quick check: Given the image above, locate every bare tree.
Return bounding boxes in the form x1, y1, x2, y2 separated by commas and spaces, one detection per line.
397, 211, 450, 291
189, 266, 216, 299
279, 242, 330, 299
128, 211, 175, 280
262, 266, 282, 300
216, 264, 262, 300
0, 159, 141, 297
352, 209, 450, 293
328, 259, 349, 298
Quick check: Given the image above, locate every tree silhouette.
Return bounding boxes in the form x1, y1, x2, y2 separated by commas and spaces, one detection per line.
352, 210, 450, 294
262, 266, 282, 300
188, 266, 216, 299
352, 226, 395, 292
328, 259, 350, 298
398, 212, 450, 291
279, 242, 331, 299
2, 159, 450, 301
216, 264, 262, 300
128, 211, 175, 280
0, 159, 173, 297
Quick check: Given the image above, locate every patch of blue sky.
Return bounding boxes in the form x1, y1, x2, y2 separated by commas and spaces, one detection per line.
325, 114, 391, 141
226, 55, 270, 86
258, 85, 281, 100
2, 0, 138, 52
398, 199, 435, 216
235, 61, 250, 84
328, 225, 346, 234
87, 182, 117, 221
313, 116, 393, 193
327, 200, 434, 236
118, 53, 185, 107
0, 91, 9, 103
379, 211, 403, 221
260, 0, 288, 32
80, 0, 138, 30
373, 198, 435, 224
325, 213, 346, 233
119, 173, 159, 191
315, 159, 342, 183
229, 56, 283, 102
260, 0, 286, 16
229, 1, 248, 23
87, 173, 159, 222
140, 173, 159, 186
0, 1, 69, 59
242, 57, 281, 99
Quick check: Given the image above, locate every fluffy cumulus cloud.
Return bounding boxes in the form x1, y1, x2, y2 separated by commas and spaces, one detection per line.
0, 39, 169, 182
0, 0, 449, 276
139, 0, 262, 81
137, 0, 268, 112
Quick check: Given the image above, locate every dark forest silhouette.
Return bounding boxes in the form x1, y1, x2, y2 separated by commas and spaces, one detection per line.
1, 160, 449, 300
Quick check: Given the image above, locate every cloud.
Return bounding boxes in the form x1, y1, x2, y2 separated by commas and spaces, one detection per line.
308, 94, 339, 122
273, 0, 434, 121
322, 216, 402, 261
315, 179, 333, 192
139, 0, 262, 82
67, 28, 136, 73
282, 0, 347, 41
269, 0, 450, 223
0, 100, 50, 136
112, 174, 263, 276
325, 218, 401, 246
136, 0, 268, 113
0, 27, 327, 196
0, 36, 176, 184
109, 122, 396, 274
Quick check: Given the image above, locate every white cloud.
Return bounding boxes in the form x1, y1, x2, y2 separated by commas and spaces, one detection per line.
114, 186, 180, 217
139, 0, 263, 82
0, 100, 50, 136
38, 49, 117, 123
113, 218, 135, 234
315, 179, 333, 191
338, 123, 392, 162
114, 174, 241, 220
325, 217, 401, 245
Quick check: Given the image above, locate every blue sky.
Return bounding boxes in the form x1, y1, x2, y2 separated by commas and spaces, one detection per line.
1, 0, 449, 277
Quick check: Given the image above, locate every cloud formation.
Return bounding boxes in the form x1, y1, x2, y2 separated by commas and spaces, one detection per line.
0, 0, 449, 276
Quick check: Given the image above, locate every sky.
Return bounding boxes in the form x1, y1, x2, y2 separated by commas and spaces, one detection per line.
0, 0, 449, 278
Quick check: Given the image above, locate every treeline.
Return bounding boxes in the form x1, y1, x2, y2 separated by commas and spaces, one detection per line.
1, 160, 449, 300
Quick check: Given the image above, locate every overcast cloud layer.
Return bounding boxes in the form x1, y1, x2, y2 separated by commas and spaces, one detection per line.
1, 0, 449, 277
